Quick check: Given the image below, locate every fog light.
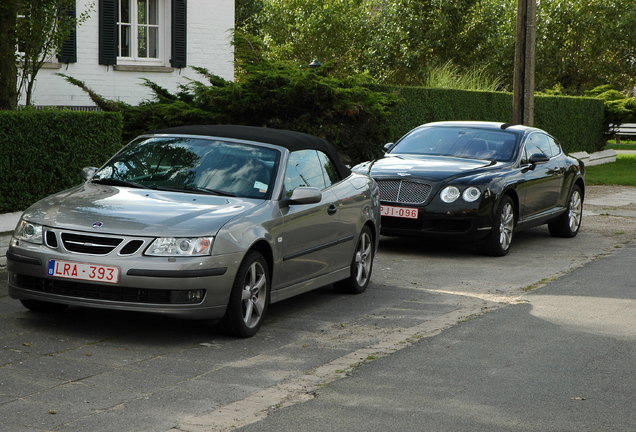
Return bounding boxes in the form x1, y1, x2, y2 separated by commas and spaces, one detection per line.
170, 289, 206, 304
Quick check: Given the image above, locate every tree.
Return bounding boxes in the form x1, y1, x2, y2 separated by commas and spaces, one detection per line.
0, 0, 19, 110
0, 0, 86, 109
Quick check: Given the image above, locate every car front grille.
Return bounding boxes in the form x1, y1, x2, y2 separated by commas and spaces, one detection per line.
377, 179, 432, 204
61, 233, 123, 254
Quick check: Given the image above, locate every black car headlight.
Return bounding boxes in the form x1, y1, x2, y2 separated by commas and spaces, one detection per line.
14, 219, 43, 244
440, 186, 482, 203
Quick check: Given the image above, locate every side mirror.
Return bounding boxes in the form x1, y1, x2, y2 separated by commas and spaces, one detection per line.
383, 142, 395, 152
81, 167, 98, 181
529, 153, 550, 165
283, 187, 322, 206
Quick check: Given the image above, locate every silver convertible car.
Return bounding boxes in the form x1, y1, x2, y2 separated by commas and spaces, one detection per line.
7, 125, 380, 337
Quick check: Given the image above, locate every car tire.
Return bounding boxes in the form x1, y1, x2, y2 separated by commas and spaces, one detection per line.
334, 226, 374, 294
222, 251, 270, 338
548, 184, 583, 238
483, 195, 515, 257
20, 299, 68, 313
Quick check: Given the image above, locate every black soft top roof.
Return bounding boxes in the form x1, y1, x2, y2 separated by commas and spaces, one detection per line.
151, 124, 351, 178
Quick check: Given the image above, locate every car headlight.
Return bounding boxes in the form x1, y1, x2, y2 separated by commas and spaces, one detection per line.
14, 220, 43, 244
462, 186, 481, 202
145, 237, 214, 256
440, 186, 461, 203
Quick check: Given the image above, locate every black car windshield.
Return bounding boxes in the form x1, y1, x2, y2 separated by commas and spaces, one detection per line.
92, 137, 281, 199
391, 126, 519, 162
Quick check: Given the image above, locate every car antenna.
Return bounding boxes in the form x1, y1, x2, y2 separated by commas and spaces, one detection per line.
500, 123, 515, 129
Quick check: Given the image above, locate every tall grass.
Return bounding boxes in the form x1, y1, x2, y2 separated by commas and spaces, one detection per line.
424, 61, 504, 92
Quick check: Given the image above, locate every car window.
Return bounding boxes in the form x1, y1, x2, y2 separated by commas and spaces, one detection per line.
547, 135, 562, 157
525, 133, 553, 158
317, 151, 341, 187
284, 150, 334, 196
391, 126, 519, 162
93, 137, 280, 199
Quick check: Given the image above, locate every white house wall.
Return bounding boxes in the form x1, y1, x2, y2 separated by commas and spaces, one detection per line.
26, 0, 234, 107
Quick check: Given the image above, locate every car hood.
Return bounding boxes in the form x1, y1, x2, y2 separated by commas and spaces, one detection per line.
356, 155, 506, 182
21, 183, 260, 237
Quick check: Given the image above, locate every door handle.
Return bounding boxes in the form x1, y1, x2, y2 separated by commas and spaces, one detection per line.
327, 204, 337, 215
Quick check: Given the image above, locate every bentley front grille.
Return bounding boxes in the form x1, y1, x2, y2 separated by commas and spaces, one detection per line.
377, 179, 432, 204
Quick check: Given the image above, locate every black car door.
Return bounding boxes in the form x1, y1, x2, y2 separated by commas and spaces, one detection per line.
518, 132, 565, 220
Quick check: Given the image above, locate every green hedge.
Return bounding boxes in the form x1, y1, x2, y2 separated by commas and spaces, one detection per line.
375, 86, 606, 154
0, 110, 123, 213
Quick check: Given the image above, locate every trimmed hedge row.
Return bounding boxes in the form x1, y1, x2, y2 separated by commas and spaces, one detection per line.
0, 110, 123, 213
376, 86, 606, 154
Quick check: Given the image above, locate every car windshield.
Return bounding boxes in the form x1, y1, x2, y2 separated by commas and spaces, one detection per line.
391, 126, 519, 162
92, 137, 281, 199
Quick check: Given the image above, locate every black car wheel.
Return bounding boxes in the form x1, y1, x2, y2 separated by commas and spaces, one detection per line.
334, 226, 374, 294
548, 184, 583, 238
20, 299, 68, 313
222, 251, 270, 338
483, 195, 515, 257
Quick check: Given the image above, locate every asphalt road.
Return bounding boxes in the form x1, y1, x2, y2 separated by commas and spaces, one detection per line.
0, 186, 635, 432
236, 243, 636, 432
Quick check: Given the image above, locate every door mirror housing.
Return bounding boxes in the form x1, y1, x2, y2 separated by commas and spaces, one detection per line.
282, 187, 322, 206
529, 153, 550, 165
383, 142, 396, 153
81, 167, 98, 181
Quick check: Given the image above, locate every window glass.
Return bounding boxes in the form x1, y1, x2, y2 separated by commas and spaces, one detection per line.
93, 137, 280, 199
317, 151, 341, 187
284, 150, 327, 196
118, 0, 160, 60
525, 133, 552, 158
547, 136, 562, 157
392, 126, 519, 162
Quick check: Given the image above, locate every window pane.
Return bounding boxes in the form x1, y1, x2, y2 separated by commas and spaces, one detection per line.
148, 0, 158, 25
120, 0, 130, 23
137, 0, 147, 24
284, 150, 327, 196
138, 26, 147, 57
120, 25, 130, 57
317, 151, 340, 187
148, 27, 158, 58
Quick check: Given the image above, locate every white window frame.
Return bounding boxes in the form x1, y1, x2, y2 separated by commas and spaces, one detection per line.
117, 0, 169, 66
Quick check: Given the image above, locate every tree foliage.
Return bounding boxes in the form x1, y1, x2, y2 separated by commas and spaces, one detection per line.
60, 60, 399, 163
239, 0, 635, 94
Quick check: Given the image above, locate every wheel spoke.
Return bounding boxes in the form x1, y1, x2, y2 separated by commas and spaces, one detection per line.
243, 300, 254, 324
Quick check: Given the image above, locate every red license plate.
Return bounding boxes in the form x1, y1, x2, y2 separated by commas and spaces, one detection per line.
380, 205, 419, 219
47, 259, 120, 284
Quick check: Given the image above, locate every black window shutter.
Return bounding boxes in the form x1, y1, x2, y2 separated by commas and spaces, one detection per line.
57, 3, 77, 63
171, 0, 187, 68
99, 0, 117, 65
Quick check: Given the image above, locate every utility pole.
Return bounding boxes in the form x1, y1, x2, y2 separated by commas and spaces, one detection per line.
512, 0, 537, 126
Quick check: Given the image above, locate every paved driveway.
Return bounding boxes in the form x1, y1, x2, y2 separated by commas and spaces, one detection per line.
1, 186, 635, 432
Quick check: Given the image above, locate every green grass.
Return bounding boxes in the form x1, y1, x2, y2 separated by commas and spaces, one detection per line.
605, 139, 636, 151
586, 154, 636, 186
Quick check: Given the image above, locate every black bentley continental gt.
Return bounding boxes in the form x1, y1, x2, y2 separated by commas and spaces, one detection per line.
352, 121, 585, 256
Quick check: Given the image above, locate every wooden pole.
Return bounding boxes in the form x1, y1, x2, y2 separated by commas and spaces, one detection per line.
512, 0, 537, 126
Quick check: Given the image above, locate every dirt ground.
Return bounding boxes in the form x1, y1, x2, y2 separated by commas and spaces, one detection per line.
583, 185, 636, 244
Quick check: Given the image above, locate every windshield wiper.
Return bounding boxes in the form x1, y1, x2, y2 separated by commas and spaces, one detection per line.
150, 185, 237, 197
92, 178, 149, 189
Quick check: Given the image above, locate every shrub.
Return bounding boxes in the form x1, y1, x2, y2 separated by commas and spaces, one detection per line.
0, 109, 122, 213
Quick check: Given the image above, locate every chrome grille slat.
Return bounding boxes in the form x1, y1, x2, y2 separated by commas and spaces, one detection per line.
60, 232, 123, 255
377, 179, 432, 204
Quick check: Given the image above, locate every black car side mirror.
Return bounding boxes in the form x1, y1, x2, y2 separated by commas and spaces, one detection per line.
529, 153, 550, 165
281, 187, 322, 206
383, 142, 396, 152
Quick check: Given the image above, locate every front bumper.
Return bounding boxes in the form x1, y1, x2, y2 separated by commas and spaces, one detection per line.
7, 239, 243, 320
379, 201, 495, 241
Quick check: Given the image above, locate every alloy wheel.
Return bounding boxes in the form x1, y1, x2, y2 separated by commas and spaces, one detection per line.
568, 190, 583, 232
354, 231, 373, 287
499, 201, 514, 251
241, 261, 267, 328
